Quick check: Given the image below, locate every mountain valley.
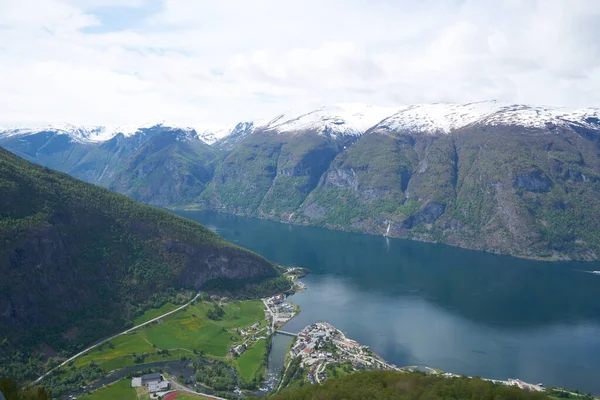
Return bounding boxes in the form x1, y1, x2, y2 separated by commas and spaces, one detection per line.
2, 101, 600, 261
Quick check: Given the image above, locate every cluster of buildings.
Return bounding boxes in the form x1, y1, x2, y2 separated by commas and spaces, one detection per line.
229, 320, 265, 357
287, 322, 397, 384
131, 372, 170, 394
263, 295, 298, 331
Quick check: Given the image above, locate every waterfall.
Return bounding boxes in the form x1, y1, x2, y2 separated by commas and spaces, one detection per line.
385, 222, 391, 236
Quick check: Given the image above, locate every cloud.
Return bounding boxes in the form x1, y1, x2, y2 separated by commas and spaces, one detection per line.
0, 0, 599, 128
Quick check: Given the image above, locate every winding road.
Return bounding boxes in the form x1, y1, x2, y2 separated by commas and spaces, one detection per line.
32, 293, 201, 386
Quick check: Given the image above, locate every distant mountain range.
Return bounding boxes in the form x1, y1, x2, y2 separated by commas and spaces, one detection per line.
2, 100, 600, 261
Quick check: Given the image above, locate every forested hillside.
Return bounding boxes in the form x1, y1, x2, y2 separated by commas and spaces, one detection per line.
0, 148, 277, 382
266, 371, 551, 400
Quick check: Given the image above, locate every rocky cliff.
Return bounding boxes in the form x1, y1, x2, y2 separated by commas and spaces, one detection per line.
2, 102, 600, 261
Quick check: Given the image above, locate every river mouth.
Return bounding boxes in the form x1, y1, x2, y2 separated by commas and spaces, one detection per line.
257, 333, 294, 395
176, 210, 600, 395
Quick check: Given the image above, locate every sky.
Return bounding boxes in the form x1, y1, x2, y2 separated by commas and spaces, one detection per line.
1, 0, 599, 128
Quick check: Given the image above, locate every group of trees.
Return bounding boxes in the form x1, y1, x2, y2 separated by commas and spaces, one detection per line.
194, 360, 237, 392
0, 377, 50, 400
203, 276, 292, 300
207, 304, 226, 320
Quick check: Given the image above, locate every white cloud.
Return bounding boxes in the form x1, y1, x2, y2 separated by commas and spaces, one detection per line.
0, 0, 599, 127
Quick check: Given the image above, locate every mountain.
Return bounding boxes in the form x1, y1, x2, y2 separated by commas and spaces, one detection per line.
107, 127, 222, 207
199, 106, 388, 217
0, 147, 277, 380
296, 102, 600, 260
2, 101, 600, 260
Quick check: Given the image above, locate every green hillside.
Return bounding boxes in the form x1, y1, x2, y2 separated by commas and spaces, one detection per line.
267, 370, 550, 400
0, 147, 277, 382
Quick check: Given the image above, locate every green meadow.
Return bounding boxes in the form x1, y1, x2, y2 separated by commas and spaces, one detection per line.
78, 379, 137, 400
74, 300, 268, 382
236, 338, 267, 381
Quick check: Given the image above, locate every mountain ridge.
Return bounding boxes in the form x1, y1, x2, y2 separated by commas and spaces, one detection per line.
3, 101, 599, 145
2, 100, 600, 261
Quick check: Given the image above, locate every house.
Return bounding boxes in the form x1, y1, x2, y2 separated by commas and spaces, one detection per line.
131, 373, 170, 393
232, 344, 246, 356
131, 377, 142, 387
141, 372, 162, 386
148, 381, 170, 393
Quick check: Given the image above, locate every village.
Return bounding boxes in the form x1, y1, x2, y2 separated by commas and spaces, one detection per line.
229, 291, 300, 358
287, 322, 398, 384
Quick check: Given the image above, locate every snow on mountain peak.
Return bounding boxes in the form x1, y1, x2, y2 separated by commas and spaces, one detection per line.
375, 100, 600, 134
259, 104, 396, 137
376, 101, 505, 134
0, 121, 199, 143
2, 102, 599, 145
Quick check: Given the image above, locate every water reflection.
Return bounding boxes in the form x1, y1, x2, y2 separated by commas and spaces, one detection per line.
176, 210, 600, 393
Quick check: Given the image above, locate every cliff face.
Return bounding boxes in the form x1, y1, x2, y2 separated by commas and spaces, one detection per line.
296, 123, 600, 260
0, 147, 276, 371
108, 130, 221, 207
2, 112, 600, 261
199, 129, 353, 219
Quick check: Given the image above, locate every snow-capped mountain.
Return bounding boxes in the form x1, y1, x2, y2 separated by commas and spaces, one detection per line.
3, 101, 600, 146
258, 104, 397, 137
0, 123, 108, 143
373, 100, 600, 134
3, 100, 600, 261
197, 122, 255, 145
0, 122, 201, 144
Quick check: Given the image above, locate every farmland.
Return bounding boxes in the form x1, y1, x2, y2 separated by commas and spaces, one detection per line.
237, 338, 267, 381
44, 298, 271, 397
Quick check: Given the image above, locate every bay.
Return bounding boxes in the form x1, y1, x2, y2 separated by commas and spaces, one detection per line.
176, 210, 600, 394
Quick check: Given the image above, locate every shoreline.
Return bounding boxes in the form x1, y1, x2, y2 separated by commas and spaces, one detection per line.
272, 274, 579, 397
174, 208, 598, 263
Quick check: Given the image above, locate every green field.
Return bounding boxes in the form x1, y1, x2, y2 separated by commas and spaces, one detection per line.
237, 338, 267, 381
133, 302, 180, 325
79, 379, 137, 400
73, 300, 268, 380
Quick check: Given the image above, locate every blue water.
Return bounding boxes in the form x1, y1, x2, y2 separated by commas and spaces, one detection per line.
177, 210, 600, 394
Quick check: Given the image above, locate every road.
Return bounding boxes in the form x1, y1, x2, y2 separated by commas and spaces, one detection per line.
314, 362, 326, 384
32, 293, 201, 386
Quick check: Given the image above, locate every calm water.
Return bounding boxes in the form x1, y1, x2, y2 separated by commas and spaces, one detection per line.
176, 210, 600, 394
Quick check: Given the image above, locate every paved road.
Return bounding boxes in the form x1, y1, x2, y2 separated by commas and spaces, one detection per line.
32, 293, 201, 386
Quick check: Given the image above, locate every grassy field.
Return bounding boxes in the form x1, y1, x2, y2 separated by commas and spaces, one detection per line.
237, 338, 267, 381
133, 302, 180, 325
78, 379, 137, 400
74, 300, 267, 374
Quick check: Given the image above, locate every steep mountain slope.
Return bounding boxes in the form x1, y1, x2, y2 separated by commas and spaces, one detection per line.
108, 128, 222, 207
0, 148, 277, 380
2, 102, 600, 260
199, 106, 385, 218
297, 103, 600, 260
